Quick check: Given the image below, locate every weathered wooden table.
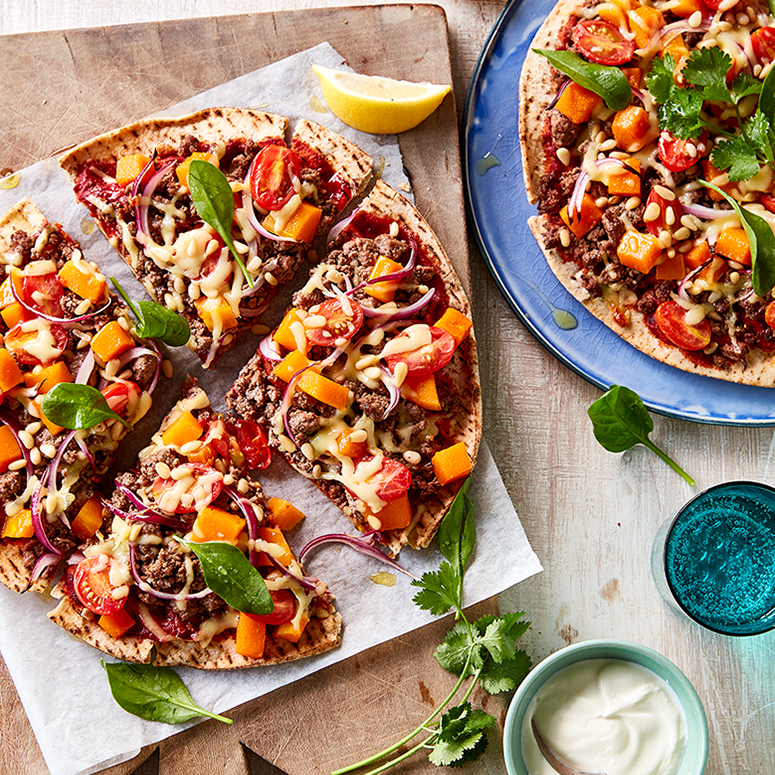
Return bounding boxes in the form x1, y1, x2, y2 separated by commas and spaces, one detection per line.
1, 2, 774, 774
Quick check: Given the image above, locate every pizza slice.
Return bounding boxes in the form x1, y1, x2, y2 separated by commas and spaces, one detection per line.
47, 378, 341, 668
59, 108, 373, 367
226, 180, 482, 554
0, 199, 165, 594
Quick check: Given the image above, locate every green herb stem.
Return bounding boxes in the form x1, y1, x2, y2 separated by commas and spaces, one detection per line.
642, 439, 695, 487
354, 740, 430, 775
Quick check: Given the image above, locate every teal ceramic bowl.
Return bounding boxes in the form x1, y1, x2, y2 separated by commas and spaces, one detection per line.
503, 640, 708, 775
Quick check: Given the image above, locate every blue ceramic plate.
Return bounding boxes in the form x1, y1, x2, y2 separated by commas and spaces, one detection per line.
463, 0, 775, 426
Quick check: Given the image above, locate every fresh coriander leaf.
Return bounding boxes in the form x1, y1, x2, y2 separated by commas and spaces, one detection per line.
479, 651, 533, 695
478, 619, 518, 664
179, 539, 273, 615
712, 134, 763, 181
188, 160, 254, 288
412, 561, 460, 616
533, 49, 632, 110
429, 703, 495, 767
645, 54, 675, 105
473, 611, 530, 643
111, 277, 190, 346
701, 180, 775, 297
42, 383, 132, 430
102, 660, 232, 724
658, 87, 707, 139
434, 621, 476, 677
744, 111, 774, 162
683, 47, 733, 103
730, 71, 763, 103
588, 385, 695, 486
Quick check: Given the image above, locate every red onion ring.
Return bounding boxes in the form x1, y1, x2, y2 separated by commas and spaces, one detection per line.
678, 259, 713, 302
568, 158, 630, 221
31, 552, 62, 583
134, 158, 177, 239
326, 207, 361, 246
361, 287, 436, 321
128, 542, 213, 601
264, 549, 319, 593
241, 185, 297, 244
75, 349, 96, 385
105, 498, 190, 531
299, 533, 415, 578
30, 481, 62, 555
682, 203, 734, 220
136, 601, 177, 642
10, 281, 112, 326
258, 333, 284, 361
378, 365, 401, 420
222, 485, 262, 567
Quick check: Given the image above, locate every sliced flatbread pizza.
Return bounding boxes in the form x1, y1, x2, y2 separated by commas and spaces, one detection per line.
59, 108, 372, 367
226, 180, 482, 554
47, 379, 341, 669
0, 199, 163, 593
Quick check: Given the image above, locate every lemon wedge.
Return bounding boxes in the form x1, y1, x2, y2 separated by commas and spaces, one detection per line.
311, 64, 451, 134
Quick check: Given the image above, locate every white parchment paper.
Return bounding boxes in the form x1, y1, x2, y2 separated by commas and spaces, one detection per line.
0, 43, 542, 775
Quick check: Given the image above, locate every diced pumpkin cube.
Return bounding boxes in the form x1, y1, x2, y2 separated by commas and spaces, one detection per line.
194, 295, 239, 332
191, 505, 246, 544
365, 256, 404, 304
0, 277, 16, 309
58, 261, 107, 304
596, 0, 634, 27
98, 608, 135, 638
266, 498, 305, 531
90, 320, 135, 362
696, 256, 728, 287
611, 105, 654, 153
621, 67, 642, 89
236, 613, 267, 658
273, 308, 307, 353
115, 154, 151, 187
23, 360, 72, 394
617, 230, 662, 274
262, 201, 322, 244
555, 81, 604, 125
434, 308, 473, 347
400, 373, 441, 411
258, 526, 295, 567
715, 226, 751, 267
273, 349, 312, 382
627, 6, 665, 48
684, 240, 712, 270
365, 493, 413, 531
560, 194, 604, 239
1, 509, 33, 538
32, 398, 63, 436
432, 442, 473, 486
655, 253, 687, 281
336, 428, 369, 460
297, 370, 350, 410
607, 158, 641, 196
0, 348, 23, 392
276, 614, 309, 643
0, 425, 22, 474
665, 0, 702, 15
161, 410, 204, 448
663, 33, 690, 77
71, 497, 105, 541
0, 302, 32, 329
176, 152, 219, 190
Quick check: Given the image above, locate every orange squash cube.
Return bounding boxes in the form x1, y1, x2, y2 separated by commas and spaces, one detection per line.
666, 0, 702, 15
715, 226, 751, 267
236, 613, 267, 658
33, 398, 63, 436
366, 493, 413, 531
90, 320, 135, 362
617, 230, 662, 274
276, 614, 309, 643
432, 442, 473, 486
655, 253, 687, 281
266, 498, 305, 531
607, 158, 641, 196
560, 194, 604, 239
58, 261, 107, 304
263, 201, 322, 244
0, 348, 23, 393
176, 152, 219, 190
335, 428, 369, 460
684, 241, 712, 270
365, 256, 404, 304
191, 506, 246, 544
273, 349, 312, 382
0, 302, 32, 329
400, 374, 441, 411
627, 6, 665, 48
24, 360, 72, 394
555, 81, 604, 125
98, 608, 136, 638
71, 497, 105, 541
297, 370, 350, 411
272, 308, 307, 353
1, 509, 33, 538
115, 154, 151, 187
161, 410, 204, 448
611, 106, 654, 153
0, 424, 22, 473
434, 308, 473, 346
194, 295, 239, 332
0, 276, 16, 309
258, 526, 295, 567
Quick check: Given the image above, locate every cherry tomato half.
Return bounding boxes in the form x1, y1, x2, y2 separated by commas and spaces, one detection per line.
249, 145, 301, 211
702, 0, 739, 9
645, 186, 685, 237
752, 27, 775, 65
384, 325, 456, 377
151, 462, 223, 514
4, 322, 68, 366
102, 381, 141, 417
654, 300, 712, 351
305, 298, 364, 347
22, 271, 64, 318
245, 588, 296, 626
657, 130, 708, 173
761, 194, 775, 215
571, 19, 635, 66
73, 555, 127, 616
765, 301, 775, 331
355, 457, 413, 502
226, 418, 272, 469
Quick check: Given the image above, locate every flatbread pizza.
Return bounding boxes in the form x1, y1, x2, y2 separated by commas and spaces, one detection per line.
226, 180, 482, 554
47, 379, 341, 668
520, 0, 775, 384
59, 108, 372, 367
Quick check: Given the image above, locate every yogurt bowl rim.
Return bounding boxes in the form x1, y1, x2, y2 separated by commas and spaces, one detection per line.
503, 639, 708, 775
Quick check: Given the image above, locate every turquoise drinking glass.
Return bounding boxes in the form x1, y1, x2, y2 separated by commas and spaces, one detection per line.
652, 481, 775, 636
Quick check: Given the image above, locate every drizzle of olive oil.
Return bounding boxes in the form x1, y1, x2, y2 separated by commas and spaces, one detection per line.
0, 171, 20, 190
476, 152, 501, 176
552, 309, 578, 330
80, 218, 95, 236
370, 572, 396, 587
375, 155, 386, 179
309, 95, 328, 114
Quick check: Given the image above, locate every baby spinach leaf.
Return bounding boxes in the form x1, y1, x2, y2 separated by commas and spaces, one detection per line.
436, 477, 475, 614
41, 383, 131, 430
188, 160, 254, 288
758, 63, 775, 133
111, 277, 190, 346
533, 49, 632, 111
102, 660, 232, 725
179, 539, 273, 615
700, 180, 775, 297
588, 385, 694, 486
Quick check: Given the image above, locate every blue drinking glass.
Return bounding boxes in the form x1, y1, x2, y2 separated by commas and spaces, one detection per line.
652, 481, 775, 636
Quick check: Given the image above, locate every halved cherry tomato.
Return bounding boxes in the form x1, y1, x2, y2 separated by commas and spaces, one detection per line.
654, 300, 712, 351
4, 322, 68, 366
765, 301, 775, 331
657, 130, 708, 173
102, 381, 141, 417
645, 187, 686, 237
249, 145, 301, 211
356, 457, 412, 502
571, 19, 635, 66
73, 555, 127, 616
752, 27, 775, 65
21, 271, 64, 318
305, 298, 364, 347
246, 588, 296, 625
761, 194, 775, 215
151, 462, 223, 514
702, 0, 738, 9
226, 418, 271, 469
384, 325, 456, 377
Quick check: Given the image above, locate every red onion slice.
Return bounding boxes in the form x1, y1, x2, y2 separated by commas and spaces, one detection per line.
75, 349, 96, 386
128, 543, 213, 600
567, 158, 630, 221
30, 480, 62, 555
264, 549, 319, 593
258, 333, 284, 361
136, 601, 178, 643
682, 203, 734, 220
241, 186, 297, 244
678, 259, 713, 302
105, 499, 190, 531
379, 365, 401, 420
361, 287, 436, 321
31, 552, 62, 582
10, 281, 112, 326
222, 485, 262, 567
299, 533, 416, 578
134, 159, 177, 239
326, 207, 361, 246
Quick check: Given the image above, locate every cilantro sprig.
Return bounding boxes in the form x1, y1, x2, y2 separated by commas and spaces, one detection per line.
333, 479, 531, 775
647, 49, 775, 181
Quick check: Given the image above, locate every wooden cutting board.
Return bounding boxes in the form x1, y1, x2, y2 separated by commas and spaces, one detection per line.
0, 6, 499, 775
